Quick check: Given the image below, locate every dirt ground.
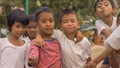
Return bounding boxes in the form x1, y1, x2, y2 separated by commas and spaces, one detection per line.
91, 45, 105, 68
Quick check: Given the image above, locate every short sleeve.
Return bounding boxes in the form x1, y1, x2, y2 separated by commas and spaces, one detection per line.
29, 40, 39, 58
95, 20, 106, 36
52, 29, 64, 40
0, 38, 5, 58
104, 26, 120, 50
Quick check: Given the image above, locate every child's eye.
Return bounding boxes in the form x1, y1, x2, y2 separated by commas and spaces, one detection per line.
71, 20, 75, 23
104, 2, 109, 6
16, 25, 25, 28
49, 19, 54, 23
28, 26, 31, 29
41, 20, 47, 23
16, 25, 21, 28
97, 3, 102, 8
62, 20, 68, 23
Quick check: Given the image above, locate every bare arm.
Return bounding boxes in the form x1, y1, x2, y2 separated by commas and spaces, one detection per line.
35, 32, 45, 47
76, 31, 83, 43
109, 51, 119, 68
84, 46, 115, 68
102, 29, 111, 38
86, 57, 92, 64
93, 46, 114, 65
102, 29, 119, 68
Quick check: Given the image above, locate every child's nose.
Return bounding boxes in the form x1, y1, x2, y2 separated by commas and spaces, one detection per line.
46, 22, 51, 26
68, 22, 72, 25
101, 5, 105, 9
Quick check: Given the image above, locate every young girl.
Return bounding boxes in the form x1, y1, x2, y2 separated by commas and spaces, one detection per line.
0, 9, 29, 68
28, 7, 61, 68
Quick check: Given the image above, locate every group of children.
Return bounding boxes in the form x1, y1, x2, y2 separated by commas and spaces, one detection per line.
0, 6, 91, 68
0, 0, 120, 68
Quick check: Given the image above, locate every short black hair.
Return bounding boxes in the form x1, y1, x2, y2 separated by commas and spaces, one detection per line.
28, 15, 35, 22
7, 9, 29, 31
34, 6, 54, 22
60, 9, 78, 23
94, 0, 115, 12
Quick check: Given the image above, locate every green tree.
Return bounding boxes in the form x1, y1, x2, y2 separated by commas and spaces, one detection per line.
0, 0, 96, 28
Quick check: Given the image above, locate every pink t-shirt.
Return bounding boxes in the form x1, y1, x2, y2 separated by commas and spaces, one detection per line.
29, 38, 61, 68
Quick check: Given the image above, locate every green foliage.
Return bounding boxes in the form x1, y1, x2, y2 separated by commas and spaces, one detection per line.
0, 0, 96, 28
0, 15, 6, 28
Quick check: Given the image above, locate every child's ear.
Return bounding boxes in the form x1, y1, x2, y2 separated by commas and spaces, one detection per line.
58, 23, 62, 30
95, 12, 98, 17
77, 21, 80, 29
112, 9, 116, 14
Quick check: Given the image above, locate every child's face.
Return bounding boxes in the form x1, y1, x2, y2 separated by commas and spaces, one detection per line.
27, 22, 38, 39
116, 0, 120, 6
96, 0, 115, 18
117, 17, 120, 26
60, 13, 80, 34
10, 22, 26, 38
38, 12, 55, 35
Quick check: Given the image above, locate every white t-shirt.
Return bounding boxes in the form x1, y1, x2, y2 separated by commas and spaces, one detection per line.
53, 30, 91, 68
104, 26, 120, 68
104, 25, 120, 50
95, 17, 117, 39
0, 37, 28, 68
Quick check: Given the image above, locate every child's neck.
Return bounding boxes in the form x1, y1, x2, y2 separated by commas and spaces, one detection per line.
8, 34, 20, 40
101, 15, 113, 26
41, 34, 52, 40
8, 34, 24, 46
65, 32, 76, 41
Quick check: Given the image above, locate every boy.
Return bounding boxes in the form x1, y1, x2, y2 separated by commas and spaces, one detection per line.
94, 0, 118, 68
84, 13, 120, 68
23, 15, 38, 68
28, 7, 61, 68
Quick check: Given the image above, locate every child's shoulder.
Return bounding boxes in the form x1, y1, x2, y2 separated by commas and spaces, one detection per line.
0, 37, 8, 47
0, 37, 7, 43
95, 19, 103, 24
52, 38, 59, 42
44, 38, 60, 44
78, 37, 90, 44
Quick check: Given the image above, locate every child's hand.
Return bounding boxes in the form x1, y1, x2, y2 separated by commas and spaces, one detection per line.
84, 61, 96, 68
34, 34, 45, 47
76, 31, 83, 43
28, 56, 38, 66
116, 49, 120, 54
